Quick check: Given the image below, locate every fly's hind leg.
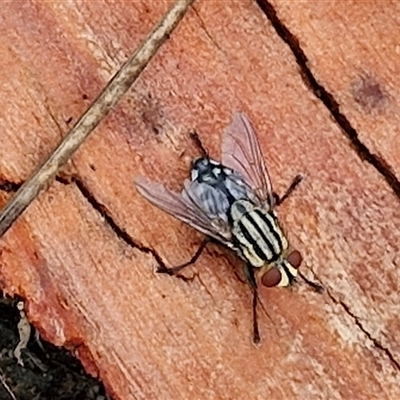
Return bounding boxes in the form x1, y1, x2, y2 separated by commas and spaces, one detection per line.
274, 174, 303, 206
156, 238, 210, 276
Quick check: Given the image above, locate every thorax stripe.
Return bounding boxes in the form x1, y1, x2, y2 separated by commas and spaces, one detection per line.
253, 209, 285, 254
244, 211, 281, 261
236, 219, 271, 262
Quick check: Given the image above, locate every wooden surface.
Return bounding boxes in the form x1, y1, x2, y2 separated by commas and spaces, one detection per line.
1, 1, 400, 399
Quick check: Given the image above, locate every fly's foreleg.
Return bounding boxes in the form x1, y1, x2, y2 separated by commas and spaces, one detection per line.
274, 174, 303, 206
189, 130, 208, 158
297, 271, 324, 293
157, 238, 210, 275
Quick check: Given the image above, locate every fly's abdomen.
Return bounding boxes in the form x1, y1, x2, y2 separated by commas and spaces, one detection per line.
231, 202, 288, 268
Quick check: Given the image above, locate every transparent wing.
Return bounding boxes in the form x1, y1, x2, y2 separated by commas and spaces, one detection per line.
135, 176, 232, 246
221, 112, 275, 207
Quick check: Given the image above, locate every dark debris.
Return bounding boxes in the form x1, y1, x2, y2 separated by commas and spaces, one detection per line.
0, 294, 110, 400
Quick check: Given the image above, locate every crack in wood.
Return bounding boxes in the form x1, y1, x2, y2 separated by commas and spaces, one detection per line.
325, 287, 400, 371
256, 0, 400, 200
192, 6, 225, 54
55, 175, 168, 271
0, 181, 22, 193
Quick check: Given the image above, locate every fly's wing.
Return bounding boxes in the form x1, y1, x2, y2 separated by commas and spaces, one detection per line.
135, 176, 232, 246
221, 112, 275, 208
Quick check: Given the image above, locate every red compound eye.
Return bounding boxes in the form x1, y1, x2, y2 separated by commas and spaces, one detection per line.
286, 250, 303, 269
261, 267, 281, 287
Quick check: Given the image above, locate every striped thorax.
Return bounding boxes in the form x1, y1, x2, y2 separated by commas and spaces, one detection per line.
230, 199, 298, 287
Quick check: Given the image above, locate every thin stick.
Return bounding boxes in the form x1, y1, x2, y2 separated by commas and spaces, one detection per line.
0, 0, 196, 238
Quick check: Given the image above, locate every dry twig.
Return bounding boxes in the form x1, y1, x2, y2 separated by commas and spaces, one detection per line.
0, 0, 196, 238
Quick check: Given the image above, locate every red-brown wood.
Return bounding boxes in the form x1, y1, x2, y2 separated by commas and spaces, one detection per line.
1, 1, 399, 399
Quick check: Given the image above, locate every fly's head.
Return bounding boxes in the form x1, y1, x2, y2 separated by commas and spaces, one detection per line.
259, 249, 302, 288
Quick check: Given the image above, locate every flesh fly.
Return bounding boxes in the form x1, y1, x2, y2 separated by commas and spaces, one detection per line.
135, 112, 321, 343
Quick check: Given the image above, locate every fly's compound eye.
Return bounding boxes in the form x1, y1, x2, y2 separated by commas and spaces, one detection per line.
261, 267, 282, 287
261, 250, 303, 288
286, 250, 303, 269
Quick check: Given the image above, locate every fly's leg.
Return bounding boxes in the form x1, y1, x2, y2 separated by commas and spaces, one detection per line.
189, 130, 208, 157
298, 271, 324, 293
251, 285, 260, 344
157, 238, 210, 275
243, 264, 261, 344
274, 174, 303, 206
274, 176, 324, 293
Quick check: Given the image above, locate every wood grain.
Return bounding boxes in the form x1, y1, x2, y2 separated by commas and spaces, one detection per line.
1, 1, 399, 399
268, 0, 400, 190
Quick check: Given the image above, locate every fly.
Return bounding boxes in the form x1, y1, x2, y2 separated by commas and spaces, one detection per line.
135, 112, 322, 343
